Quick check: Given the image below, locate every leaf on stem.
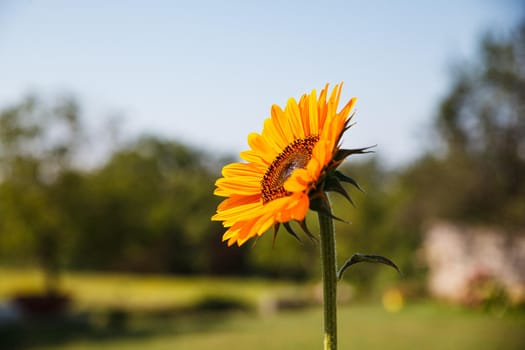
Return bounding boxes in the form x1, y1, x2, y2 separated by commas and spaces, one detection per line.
337, 253, 401, 280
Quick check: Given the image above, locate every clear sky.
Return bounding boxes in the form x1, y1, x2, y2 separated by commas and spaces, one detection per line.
0, 1, 522, 166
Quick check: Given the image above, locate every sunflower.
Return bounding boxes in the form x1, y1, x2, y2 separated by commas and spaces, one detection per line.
212, 83, 366, 246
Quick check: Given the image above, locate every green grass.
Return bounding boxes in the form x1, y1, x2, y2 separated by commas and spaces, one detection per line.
3, 303, 524, 350
0, 267, 304, 310
1, 268, 524, 349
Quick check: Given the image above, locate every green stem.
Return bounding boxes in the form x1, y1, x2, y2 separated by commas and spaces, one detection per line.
318, 198, 337, 350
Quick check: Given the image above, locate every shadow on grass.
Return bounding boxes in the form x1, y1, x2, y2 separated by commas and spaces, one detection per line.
0, 296, 252, 350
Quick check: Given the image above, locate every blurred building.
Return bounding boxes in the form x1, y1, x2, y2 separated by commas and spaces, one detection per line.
423, 222, 525, 305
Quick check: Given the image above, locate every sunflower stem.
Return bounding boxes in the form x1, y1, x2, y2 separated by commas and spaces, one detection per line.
318, 197, 338, 350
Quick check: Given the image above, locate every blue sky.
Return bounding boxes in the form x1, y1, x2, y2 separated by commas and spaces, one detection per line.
0, 1, 522, 166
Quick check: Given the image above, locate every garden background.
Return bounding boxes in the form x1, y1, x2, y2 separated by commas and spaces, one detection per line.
1, 1, 524, 349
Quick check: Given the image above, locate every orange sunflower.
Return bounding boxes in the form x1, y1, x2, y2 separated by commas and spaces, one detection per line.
212, 83, 366, 246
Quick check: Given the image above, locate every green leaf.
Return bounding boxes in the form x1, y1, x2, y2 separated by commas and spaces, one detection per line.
337, 253, 401, 280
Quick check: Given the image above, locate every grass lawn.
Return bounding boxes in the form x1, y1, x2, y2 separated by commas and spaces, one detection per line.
0, 267, 302, 311
1, 268, 524, 349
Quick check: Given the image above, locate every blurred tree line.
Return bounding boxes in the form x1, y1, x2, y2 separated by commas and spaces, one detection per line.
0, 20, 523, 291
399, 20, 525, 231
0, 97, 249, 280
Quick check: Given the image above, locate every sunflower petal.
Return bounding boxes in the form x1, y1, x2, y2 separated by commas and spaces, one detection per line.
285, 98, 305, 139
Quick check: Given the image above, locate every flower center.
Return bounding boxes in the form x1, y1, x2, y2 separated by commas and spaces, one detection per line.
261, 135, 319, 204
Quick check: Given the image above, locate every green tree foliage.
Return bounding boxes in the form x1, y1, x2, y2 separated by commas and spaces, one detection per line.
0, 97, 250, 277
0, 95, 83, 292
70, 136, 248, 274
400, 21, 525, 230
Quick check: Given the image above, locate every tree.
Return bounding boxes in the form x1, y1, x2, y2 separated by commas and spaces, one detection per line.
68, 136, 247, 274
0, 95, 84, 293
401, 19, 525, 229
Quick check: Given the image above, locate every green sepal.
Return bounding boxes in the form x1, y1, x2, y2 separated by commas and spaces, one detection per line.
283, 222, 302, 243
309, 195, 348, 224
274, 221, 318, 245
298, 219, 318, 243
335, 110, 357, 144
324, 176, 355, 207
333, 146, 375, 163
272, 223, 280, 248
334, 170, 364, 192
251, 235, 261, 248
337, 253, 401, 280
342, 121, 357, 133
